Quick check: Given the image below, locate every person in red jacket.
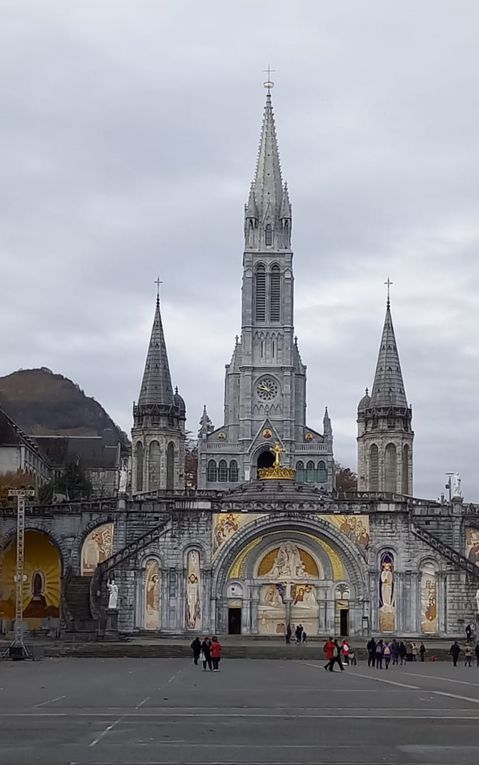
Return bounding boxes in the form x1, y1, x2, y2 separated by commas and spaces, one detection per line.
210, 635, 222, 671
323, 637, 335, 671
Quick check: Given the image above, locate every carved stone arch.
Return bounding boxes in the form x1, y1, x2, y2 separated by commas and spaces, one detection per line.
212, 514, 368, 600
182, 543, 207, 567
2, 523, 68, 575
71, 516, 116, 574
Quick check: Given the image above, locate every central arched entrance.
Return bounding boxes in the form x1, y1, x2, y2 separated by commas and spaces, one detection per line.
256, 449, 275, 477
213, 515, 368, 638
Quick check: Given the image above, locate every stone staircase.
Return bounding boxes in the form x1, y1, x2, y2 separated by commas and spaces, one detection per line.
65, 575, 96, 632
90, 516, 171, 619
411, 522, 479, 579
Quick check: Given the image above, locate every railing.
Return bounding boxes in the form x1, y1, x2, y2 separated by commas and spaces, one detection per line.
411, 522, 479, 579
89, 515, 171, 620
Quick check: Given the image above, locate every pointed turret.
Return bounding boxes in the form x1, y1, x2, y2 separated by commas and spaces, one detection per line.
323, 407, 332, 437
132, 292, 186, 494
138, 295, 174, 408
369, 301, 408, 409
244, 88, 291, 250
253, 90, 283, 221
198, 405, 214, 438
357, 293, 413, 496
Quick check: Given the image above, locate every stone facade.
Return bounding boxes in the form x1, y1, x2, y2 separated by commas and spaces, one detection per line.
197, 90, 334, 491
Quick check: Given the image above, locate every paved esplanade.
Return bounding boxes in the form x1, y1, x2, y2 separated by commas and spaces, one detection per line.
1, 658, 479, 764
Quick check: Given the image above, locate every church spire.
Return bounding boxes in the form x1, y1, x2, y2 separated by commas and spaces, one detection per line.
137, 293, 174, 408
252, 88, 284, 222
369, 297, 408, 409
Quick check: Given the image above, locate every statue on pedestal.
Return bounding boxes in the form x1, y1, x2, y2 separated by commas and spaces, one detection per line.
107, 579, 119, 610
119, 465, 128, 495
450, 473, 462, 499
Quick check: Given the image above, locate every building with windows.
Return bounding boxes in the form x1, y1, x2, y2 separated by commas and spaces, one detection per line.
197, 88, 334, 491
0, 86, 478, 642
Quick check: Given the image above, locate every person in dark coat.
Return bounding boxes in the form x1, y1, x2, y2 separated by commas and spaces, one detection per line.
329, 639, 344, 672
367, 637, 376, 667
419, 642, 426, 662
475, 642, 479, 667
399, 641, 407, 666
449, 641, 461, 667
391, 639, 400, 666
285, 624, 292, 644
375, 639, 384, 669
295, 624, 303, 644
191, 637, 201, 665
201, 637, 213, 671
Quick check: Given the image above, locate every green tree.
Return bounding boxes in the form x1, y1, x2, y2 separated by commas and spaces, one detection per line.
55, 459, 92, 500
335, 463, 358, 493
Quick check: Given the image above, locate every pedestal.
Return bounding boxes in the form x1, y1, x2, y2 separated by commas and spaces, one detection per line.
104, 609, 119, 641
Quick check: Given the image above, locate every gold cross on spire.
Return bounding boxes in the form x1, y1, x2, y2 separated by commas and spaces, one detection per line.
263, 65, 275, 94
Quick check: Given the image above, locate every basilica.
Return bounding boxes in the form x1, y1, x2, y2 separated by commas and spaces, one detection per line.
1, 87, 478, 640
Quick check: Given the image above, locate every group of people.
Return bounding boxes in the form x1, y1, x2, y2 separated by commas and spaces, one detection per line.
190, 636, 222, 671
323, 638, 356, 671
367, 638, 425, 668
449, 640, 479, 667
285, 623, 307, 644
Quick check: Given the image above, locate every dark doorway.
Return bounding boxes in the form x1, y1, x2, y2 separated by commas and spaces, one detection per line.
257, 450, 275, 477
340, 609, 349, 637
228, 607, 242, 634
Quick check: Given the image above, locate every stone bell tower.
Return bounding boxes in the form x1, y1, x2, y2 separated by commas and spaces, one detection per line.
357, 289, 413, 494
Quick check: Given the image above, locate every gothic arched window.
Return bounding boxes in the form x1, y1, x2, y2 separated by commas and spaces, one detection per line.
207, 460, 217, 482
218, 460, 228, 482
265, 223, 272, 246
148, 440, 160, 490
369, 444, 379, 491
270, 264, 281, 322
254, 264, 266, 322
306, 460, 315, 483
166, 441, 175, 490
135, 442, 144, 492
317, 460, 327, 483
229, 460, 239, 482
385, 443, 397, 493
296, 461, 305, 483
402, 445, 409, 495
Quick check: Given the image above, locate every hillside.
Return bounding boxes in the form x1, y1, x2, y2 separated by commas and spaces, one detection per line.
0, 368, 130, 448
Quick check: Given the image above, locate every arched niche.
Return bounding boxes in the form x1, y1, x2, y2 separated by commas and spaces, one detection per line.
81, 523, 114, 576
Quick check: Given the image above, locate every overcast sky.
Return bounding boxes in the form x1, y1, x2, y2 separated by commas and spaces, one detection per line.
1, 1, 478, 500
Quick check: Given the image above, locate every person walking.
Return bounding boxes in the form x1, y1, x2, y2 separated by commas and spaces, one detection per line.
302, 630, 307, 644
285, 624, 292, 644
383, 641, 391, 669
411, 642, 418, 662
391, 639, 399, 666
475, 642, 479, 667
201, 636, 213, 671
341, 639, 351, 665
348, 647, 357, 666
295, 624, 303, 644
191, 636, 201, 665
399, 641, 407, 666
210, 635, 222, 671
329, 639, 344, 672
367, 637, 376, 667
419, 642, 426, 662
449, 641, 461, 667
323, 637, 335, 671
464, 643, 473, 668
375, 639, 384, 669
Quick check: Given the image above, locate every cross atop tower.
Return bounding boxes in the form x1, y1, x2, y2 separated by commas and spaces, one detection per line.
384, 277, 393, 308
263, 65, 275, 94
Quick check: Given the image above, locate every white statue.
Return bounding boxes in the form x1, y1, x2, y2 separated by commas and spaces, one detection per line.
476, 588, 479, 615
450, 473, 462, 499
107, 579, 119, 610
119, 465, 128, 494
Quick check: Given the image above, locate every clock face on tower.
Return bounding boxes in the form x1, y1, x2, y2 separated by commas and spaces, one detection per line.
256, 376, 279, 401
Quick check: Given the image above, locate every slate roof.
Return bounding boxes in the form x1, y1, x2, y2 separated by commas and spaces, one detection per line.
137, 297, 174, 408
369, 302, 408, 409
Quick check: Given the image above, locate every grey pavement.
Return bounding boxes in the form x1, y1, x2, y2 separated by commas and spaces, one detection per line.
1, 657, 479, 764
